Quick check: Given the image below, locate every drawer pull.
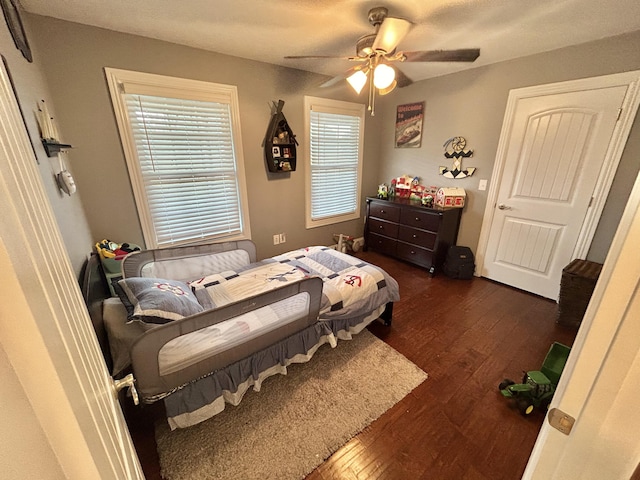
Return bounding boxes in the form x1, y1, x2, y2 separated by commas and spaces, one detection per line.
410, 250, 416, 254
379, 225, 384, 229
412, 234, 417, 238
380, 209, 385, 213
415, 217, 420, 221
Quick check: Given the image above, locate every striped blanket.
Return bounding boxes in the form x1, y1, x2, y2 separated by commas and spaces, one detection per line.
189, 246, 399, 319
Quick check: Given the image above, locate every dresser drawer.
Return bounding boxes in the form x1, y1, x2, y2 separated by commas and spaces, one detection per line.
396, 241, 433, 268
367, 233, 397, 256
364, 197, 460, 274
400, 208, 441, 231
369, 201, 401, 223
398, 226, 436, 250
369, 218, 399, 238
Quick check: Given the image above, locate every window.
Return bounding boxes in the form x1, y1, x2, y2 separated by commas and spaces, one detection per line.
105, 68, 250, 248
304, 96, 365, 228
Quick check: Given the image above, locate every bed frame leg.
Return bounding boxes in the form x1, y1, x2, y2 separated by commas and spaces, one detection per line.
380, 302, 393, 326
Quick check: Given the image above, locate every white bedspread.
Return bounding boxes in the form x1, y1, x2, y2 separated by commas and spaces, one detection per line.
190, 246, 393, 319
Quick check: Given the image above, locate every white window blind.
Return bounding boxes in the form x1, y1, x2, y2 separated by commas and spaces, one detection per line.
305, 97, 364, 228
105, 69, 250, 248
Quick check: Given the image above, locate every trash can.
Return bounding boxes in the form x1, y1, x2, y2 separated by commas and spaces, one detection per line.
557, 259, 602, 328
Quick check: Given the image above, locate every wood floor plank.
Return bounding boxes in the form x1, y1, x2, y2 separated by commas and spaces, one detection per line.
124, 251, 578, 479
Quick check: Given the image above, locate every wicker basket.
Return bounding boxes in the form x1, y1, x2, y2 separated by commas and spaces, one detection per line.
557, 259, 602, 328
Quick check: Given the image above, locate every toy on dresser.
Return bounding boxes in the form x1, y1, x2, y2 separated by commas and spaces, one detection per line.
388, 175, 443, 207
390, 175, 427, 200
435, 187, 466, 208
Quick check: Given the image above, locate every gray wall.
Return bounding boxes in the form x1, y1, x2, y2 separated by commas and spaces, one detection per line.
1, 14, 93, 274
27, 14, 383, 259
375, 31, 640, 263
25, 12, 640, 264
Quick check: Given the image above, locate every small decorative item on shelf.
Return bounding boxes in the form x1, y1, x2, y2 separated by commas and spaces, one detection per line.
391, 174, 415, 198
263, 99, 298, 173
435, 187, 466, 208
421, 194, 434, 207
35, 99, 73, 157
377, 183, 389, 199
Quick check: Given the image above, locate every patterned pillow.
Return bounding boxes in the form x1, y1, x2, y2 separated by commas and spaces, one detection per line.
115, 277, 204, 324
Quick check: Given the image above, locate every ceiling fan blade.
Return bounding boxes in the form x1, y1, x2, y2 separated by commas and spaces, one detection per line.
320, 65, 363, 88
284, 55, 357, 60
403, 49, 480, 62
372, 17, 412, 54
393, 67, 413, 88
320, 74, 347, 88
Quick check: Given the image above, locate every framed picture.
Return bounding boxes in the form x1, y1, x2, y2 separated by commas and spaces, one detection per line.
272, 146, 281, 158
395, 102, 424, 148
1, 0, 32, 62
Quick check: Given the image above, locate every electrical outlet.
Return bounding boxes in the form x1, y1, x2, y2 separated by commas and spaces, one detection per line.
273, 234, 280, 245
279, 233, 286, 243
479, 179, 488, 191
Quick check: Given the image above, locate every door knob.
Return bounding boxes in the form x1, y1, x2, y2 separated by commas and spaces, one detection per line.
498, 204, 512, 210
113, 373, 139, 405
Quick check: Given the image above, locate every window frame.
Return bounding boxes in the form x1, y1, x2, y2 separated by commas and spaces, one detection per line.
304, 96, 365, 229
105, 68, 251, 248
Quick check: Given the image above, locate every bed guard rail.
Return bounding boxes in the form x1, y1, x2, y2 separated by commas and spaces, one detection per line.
129, 276, 323, 401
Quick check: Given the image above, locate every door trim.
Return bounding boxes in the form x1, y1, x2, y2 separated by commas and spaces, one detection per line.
476, 71, 640, 279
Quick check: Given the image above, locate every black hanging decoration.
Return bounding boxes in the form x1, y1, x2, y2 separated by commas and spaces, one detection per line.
263, 99, 298, 173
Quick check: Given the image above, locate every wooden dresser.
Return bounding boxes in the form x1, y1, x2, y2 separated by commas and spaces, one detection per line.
364, 197, 462, 274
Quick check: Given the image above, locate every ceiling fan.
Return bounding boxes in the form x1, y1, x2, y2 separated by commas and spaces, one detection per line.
285, 6, 480, 115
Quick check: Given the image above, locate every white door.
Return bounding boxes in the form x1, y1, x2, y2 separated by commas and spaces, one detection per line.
0, 61, 143, 478
480, 78, 631, 299
523, 153, 640, 479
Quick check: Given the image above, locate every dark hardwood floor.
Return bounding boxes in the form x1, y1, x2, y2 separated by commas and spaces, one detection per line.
124, 251, 577, 480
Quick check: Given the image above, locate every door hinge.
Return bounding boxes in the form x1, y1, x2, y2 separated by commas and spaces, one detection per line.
548, 408, 575, 435
616, 107, 623, 121
588, 196, 594, 207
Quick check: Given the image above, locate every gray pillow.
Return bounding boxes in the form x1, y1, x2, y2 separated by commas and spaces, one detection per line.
115, 277, 204, 324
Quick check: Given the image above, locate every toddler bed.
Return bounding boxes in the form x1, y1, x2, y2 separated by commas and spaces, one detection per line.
83, 240, 399, 429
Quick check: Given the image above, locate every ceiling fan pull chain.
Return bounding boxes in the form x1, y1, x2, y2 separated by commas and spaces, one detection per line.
369, 70, 375, 116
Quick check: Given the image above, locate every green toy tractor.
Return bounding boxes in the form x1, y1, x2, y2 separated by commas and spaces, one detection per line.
498, 342, 571, 416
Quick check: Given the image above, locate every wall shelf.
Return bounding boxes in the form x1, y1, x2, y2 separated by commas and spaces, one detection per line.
264, 99, 298, 173
42, 139, 72, 157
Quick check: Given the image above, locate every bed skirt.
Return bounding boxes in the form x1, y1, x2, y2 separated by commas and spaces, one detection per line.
163, 305, 384, 429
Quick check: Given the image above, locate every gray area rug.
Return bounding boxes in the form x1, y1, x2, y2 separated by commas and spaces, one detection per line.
155, 329, 428, 480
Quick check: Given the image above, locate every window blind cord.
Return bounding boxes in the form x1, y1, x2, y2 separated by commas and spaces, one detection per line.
136, 96, 157, 173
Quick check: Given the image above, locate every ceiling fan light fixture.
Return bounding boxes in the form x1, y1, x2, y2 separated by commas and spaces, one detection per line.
373, 63, 395, 89
346, 69, 368, 94
378, 79, 397, 96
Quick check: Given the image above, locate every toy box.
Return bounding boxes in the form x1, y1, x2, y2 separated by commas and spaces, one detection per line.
435, 187, 466, 208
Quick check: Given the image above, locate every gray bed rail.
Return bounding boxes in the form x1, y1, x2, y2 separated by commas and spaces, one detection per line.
122, 240, 257, 280
129, 276, 323, 401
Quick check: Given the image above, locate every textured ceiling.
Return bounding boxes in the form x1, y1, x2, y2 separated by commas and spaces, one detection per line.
20, 0, 640, 85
